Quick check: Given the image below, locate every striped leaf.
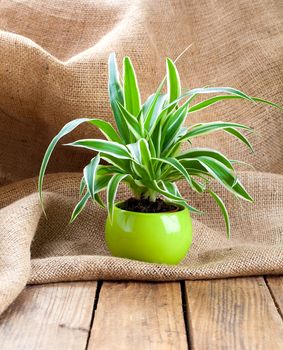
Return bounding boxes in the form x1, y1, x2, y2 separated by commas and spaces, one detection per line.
185, 87, 254, 102
100, 154, 132, 174
108, 53, 129, 141
116, 101, 142, 139
71, 176, 111, 222
94, 193, 106, 208
208, 190, 231, 238
179, 122, 252, 140
155, 180, 202, 214
83, 154, 100, 199
224, 127, 254, 152
38, 117, 124, 211
88, 119, 122, 143
161, 99, 190, 151
197, 157, 253, 201
189, 95, 283, 113
123, 56, 141, 116
138, 138, 154, 178
166, 58, 181, 113
107, 174, 128, 220
70, 192, 91, 223
142, 77, 167, 134
153, 157, 203, 192
144, 94, 167, 132
79, 176, 86, 196
177, 148, 234, 170
127, 138, 154, 178
65, 139, 132, 159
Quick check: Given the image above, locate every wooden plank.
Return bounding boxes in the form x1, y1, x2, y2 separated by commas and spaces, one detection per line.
0, 281, 97, 350
266, 276, 283, 318
88, 282, 188, 350
184, 277, 283, 350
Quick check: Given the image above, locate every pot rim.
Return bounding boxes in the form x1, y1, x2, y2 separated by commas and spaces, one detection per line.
114, 201, 187, 216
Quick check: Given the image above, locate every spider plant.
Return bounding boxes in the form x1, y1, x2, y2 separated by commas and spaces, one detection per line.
38, 53, 282, 238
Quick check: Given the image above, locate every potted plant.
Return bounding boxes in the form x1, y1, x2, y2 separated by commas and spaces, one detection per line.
38, 53, 281, 265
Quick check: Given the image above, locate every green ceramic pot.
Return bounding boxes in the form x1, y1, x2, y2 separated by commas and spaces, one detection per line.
105, 202, 193, 265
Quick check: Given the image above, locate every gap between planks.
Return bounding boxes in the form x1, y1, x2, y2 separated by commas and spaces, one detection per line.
87, 281, 188, 350
0, 276, 282, 350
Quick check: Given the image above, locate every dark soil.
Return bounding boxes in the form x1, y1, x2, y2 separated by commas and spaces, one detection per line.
118, 197, 179, 213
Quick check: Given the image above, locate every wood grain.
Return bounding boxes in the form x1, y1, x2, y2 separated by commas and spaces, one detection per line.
184, 277, 283, 350
88, 281, 188, 350
0, 281, 97, 350
266, 276, 283, 318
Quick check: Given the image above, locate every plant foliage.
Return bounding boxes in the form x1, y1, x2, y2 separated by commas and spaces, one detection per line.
38, 53, 282, 237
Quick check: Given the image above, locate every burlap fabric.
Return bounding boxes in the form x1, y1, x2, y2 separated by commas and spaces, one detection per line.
0, 0, 282, 315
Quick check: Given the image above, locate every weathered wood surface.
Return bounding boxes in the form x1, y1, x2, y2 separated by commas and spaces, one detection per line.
0, 282, 98, 350
0, 277, 283, 350
88, 282, 188, 350
184, 277, 283, 350
265, 276, 283, 318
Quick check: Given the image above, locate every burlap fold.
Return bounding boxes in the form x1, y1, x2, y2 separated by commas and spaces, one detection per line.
0, 0, 282, 315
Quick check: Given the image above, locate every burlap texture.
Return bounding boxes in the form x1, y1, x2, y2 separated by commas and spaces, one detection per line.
0, 0, 282, 315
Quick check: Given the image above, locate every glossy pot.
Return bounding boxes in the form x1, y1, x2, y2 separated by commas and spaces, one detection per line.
105, 202, 193, 265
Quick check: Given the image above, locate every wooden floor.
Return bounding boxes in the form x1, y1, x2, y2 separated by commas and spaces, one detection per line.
0, 276, 282, 350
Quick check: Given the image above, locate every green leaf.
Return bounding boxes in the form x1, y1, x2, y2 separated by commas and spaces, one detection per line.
224, 128, 253, 152
161, 180, 181, 197
123, 56, 141, 116
230, 159, 256, 170
196, 157, 253, 201
107, 174, 128, 221
161, 99, 190, 151
144, 94, 167, 132
180, 158, 209, 173
185, 87, 254, 102
108, 52, 129, 141
153, 157, 203, 192
166, 58, 181, 112
100, 154, 132, 174
83, 154, 100, 199
157, 180, 202, 214
116, 101, 143, 139
251, 96, 283, 110
147, 137, 157, 158
131, 161, 150, 180
65, 139, 132, 159
127, 138, 154, 178
96, 165, 126, 175
38, 118, 92, 212
142, 77, 167, 134
179, 122, 252, 140
92, 175, 113, 194
127, 141, 141, 163
188, 95, 283, 113
79, 176, 86, 196
88, 119, 122, 143
231, 180, 254, 202
139, 138, 155, 178
70, 192, 91, 223
189, 95, 238, 113
208, 190, 231, 238
177, 148, 234, 170
38, 117, 124, 213
70, 175, 111, 223
197, 156, 236, 188
150, 180, 185, 201
93, 193, 106, 208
